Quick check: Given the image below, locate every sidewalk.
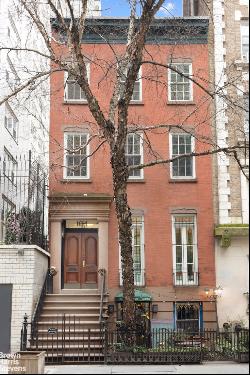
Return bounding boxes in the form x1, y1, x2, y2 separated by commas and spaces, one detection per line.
45, 362, 249, 374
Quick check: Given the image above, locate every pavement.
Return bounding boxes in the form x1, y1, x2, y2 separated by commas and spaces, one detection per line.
45, 362, 249, 374
1, 361, 248, 374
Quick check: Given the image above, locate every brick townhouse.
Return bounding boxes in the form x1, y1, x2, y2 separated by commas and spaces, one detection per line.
47, 16, 218, 333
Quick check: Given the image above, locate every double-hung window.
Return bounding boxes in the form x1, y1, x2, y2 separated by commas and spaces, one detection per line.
120, 67, 142, 102
64, 133, 89, 179
4, 104, 18, 141
119, 216, 145, 286
170, 133, 195, 179
169, 63, 193, 102
241, 23, 249, 62
64, 64, 90, 102
126, 133, 143, 179
172, 215, 198, 286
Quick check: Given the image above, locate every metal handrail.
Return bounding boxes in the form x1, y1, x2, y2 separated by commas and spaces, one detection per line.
99, 268, 107, 324
20, 268, 54, 350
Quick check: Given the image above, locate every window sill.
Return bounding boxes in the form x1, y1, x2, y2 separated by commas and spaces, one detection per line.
168, 101, 196, 106
129, 101, 144, 106
174, 284, 199, 288
169, 178, 197, 183
61, 179, 92, 183
127, 179, 145, 183
64, 100, 88, 105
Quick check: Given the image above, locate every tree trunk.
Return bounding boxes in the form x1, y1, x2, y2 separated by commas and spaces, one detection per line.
111, 147, 135, 332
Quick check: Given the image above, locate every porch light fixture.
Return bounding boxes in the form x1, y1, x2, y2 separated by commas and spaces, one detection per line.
204, 286, 223, 300
214, 286, 223, 298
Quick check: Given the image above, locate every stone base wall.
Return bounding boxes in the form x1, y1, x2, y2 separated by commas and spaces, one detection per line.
0, 245, 50, 353
216, 237, 249, 328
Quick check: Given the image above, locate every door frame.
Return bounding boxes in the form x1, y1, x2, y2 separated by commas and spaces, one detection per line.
62, 226, 99, 289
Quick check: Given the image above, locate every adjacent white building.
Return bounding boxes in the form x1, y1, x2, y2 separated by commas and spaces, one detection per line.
184, 0, 249, 329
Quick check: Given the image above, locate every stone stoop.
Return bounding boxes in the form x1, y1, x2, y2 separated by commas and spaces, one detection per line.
30, 291, 108, 361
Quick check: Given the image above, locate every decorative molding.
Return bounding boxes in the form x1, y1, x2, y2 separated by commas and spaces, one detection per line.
52, 17, 209, 45
215, 225, 249, 248
49, 193, 112, 222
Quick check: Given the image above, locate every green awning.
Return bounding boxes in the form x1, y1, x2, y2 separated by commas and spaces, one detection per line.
115, 289, 152, 302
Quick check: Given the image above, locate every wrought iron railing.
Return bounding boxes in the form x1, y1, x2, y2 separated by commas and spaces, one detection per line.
0, 151, 48, 249
173, 271, 199, 286
99, 268, 107, 324
20, 268, 54, 351
20, 315, 249, 364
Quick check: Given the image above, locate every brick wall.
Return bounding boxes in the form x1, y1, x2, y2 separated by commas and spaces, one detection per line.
0, 245, 49, 353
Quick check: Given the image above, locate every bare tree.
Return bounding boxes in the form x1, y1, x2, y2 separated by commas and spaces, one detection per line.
0, 0, 248, 333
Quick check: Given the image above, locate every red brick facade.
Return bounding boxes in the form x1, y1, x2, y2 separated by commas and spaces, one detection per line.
49, 18, 217, 329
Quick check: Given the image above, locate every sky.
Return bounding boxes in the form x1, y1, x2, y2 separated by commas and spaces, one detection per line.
101, 1, 183, 17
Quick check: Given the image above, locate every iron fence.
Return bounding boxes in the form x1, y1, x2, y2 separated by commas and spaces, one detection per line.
0, 151, 48, 249
20, 314, 249, 364
21, 314, 105, 364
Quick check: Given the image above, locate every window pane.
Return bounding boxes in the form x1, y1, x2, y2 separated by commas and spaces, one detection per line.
175, 227, 182, 245
67, 83, 75, 100
172, 160, 179, 176
177, 92, 183, 101
80, 87, 86, 100
132, 82, 140, 101
179, 158, 186, 176
74, 84, 81, 100
176, 246, 182, 264
187, 246, 193, 263
186, 158, 193, 177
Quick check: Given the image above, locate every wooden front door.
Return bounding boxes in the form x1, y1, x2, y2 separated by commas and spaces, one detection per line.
64, 231, 98, 288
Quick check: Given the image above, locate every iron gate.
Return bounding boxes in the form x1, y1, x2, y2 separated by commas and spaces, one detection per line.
21, 314, 105, 364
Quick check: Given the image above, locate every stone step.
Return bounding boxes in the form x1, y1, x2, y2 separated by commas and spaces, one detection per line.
37, 321, 101, 328
42, 307, 102, 315
43, 300, 104, 307
45, 293, 106, 300
60, 289, 102, 295
37, 329, 102, 334
31, 337, 103, 344
30, 344, 103, 350
40, 314, 100, 322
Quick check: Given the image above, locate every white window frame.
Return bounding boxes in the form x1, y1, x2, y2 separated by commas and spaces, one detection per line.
169, 133, 196, 179
4, 104, 18, 142
64, 64, 90, 102
241, 23, 249, 62
119, 216, 145, 286
120, 67, 142, 102
63, 132, 90, 180
172, 214, 198, 286
168, 63, 193, 102
126, 133, 144, 180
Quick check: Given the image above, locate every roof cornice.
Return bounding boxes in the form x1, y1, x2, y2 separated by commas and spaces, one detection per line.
51, 17, 209, 45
